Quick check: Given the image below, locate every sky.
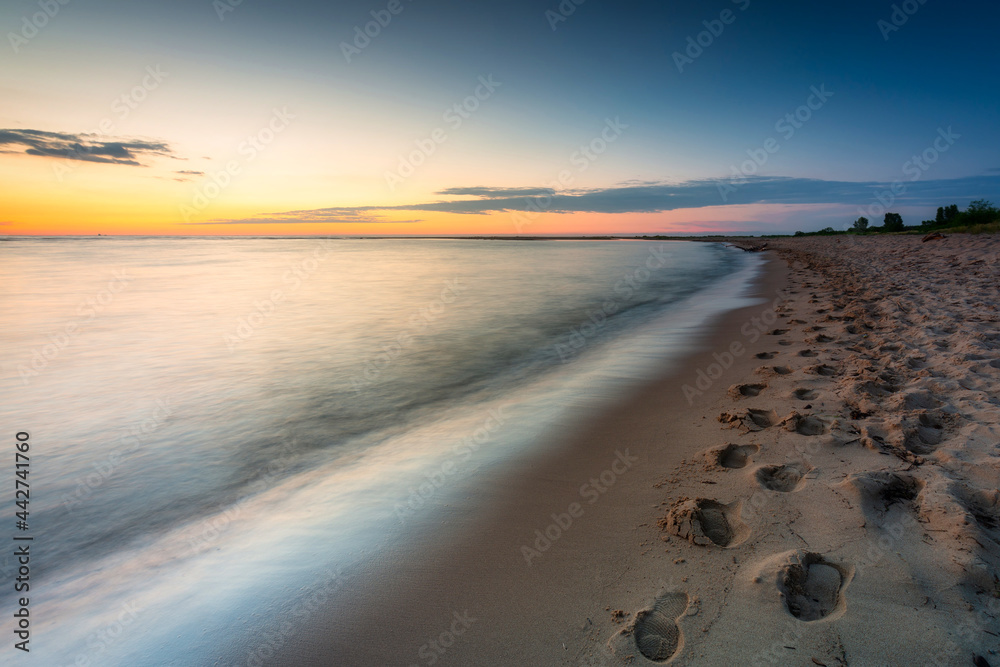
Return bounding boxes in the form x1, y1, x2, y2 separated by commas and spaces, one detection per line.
2, 0, 999, 236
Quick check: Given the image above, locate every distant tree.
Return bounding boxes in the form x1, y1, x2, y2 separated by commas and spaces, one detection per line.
965, 199, 999, 225
935, 207, 946, 225
793, 230, 805, 237
883, 212, 904, 232
852, 216, 869, 232
944, 204, 960, 224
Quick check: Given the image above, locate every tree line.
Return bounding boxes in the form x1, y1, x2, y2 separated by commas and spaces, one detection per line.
792, 200, 998, 236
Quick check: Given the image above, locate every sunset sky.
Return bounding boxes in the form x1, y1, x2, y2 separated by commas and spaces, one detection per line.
2, 0, 999, 236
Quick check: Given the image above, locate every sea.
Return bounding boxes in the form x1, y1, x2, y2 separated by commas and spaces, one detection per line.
0, 237, 764, 666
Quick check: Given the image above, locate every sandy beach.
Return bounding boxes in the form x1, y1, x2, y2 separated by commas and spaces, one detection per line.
269, 234, 1000, 667
8, 2, 1000, 664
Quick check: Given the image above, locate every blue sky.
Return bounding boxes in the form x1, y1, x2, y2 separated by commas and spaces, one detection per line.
2, 0, 998, 234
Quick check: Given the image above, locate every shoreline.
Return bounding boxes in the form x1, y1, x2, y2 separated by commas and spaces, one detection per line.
263, 250, 791, 666
263, 234, 1000, 666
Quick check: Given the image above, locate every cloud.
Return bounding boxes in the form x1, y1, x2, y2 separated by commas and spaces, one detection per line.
188, 207, 421, 225
436, 186, 557, 198
184, 173, 1000, 227
357, 174, 1000, 215
0, 129, 174, 166
172, 169, 205, 182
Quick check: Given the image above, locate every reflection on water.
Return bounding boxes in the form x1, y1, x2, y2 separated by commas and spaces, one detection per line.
0, 238, 760, 665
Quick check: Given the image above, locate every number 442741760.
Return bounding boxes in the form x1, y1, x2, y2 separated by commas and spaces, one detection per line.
15, 432, 29, 531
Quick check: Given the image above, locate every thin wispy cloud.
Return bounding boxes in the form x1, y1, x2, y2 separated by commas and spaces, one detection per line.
189, 207, 422, 224
436, 186, 557, 198
172, 169, 205, 182
0, 129, 174, 166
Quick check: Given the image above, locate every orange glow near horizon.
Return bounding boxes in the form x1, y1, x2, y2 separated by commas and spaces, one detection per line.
4, 202, 829, 237
0, 210, 760, 236
0, 139, 845, 236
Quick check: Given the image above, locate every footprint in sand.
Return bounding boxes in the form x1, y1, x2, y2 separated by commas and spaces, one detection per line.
632, 592, 689, 662
781, 412, 829, 436
898, 390, 941, 410
778, 552, 852, 622
792, 388, 818, 401
903, 412, 946, 455
798, 349, 818, 357
756, 463, 811, 492
661, 498, 750, 547
769, 329, 790, 336
808, 363, 838, 377
755, 352, 777, 360
756, 365, 793, 377
959, 375, 991, 391
708, 443, 760, 469
728, 383, 767, 399
718, 409, 779, 432
844, 471, 923, 518
952, 484, 1000, 531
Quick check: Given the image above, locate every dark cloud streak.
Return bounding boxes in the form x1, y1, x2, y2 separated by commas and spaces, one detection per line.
183, 174, 1000, 228
380, 175, 1000, 215
436, 186, 557, 198
0, 129, 173, 166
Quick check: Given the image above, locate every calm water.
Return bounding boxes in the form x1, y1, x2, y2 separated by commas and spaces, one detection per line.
0, 238, 762, 665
